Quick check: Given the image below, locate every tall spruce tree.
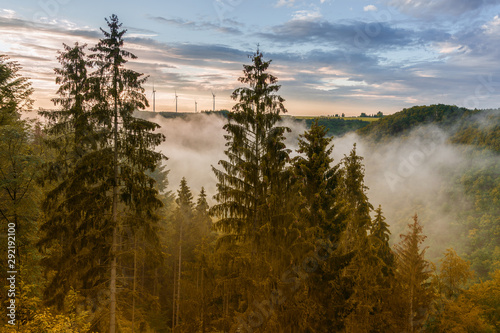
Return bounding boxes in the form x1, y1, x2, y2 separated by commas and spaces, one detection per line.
289, 120, 349, 331
39, 15, 165, 332
38, 43, 107, 312
339, 143, 373, 247
333, 144, 375, 331
394, 214, 434, 332
344, 205, 398, 332
292, 119, 343, 240
371, 205, 395, 276
171, 187, 216, 332
210, 49, 294, 330
193, 188, 214, 333
90, 15, 165, 332
211, 48, 290, 243
172, 177, 194, 331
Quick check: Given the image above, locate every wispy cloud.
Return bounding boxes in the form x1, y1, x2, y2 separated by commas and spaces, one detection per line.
150, 16, 243, 35
291, 9, 322, 21
482, 15, 500, 36
387, 0, 499, 18
275, 0, 295, 8
0, 9, 16, 19
259, 18, 449, 50
364, 5, 378, 12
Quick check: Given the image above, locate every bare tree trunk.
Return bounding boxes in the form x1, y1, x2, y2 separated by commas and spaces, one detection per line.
110, 81, 119, 333
132, 234, 137, 333
409, 277, 414, 333
176, 220, 183, 327
201, 264, 205, 333
172, 258, 176, 332
154, 268, 158, 298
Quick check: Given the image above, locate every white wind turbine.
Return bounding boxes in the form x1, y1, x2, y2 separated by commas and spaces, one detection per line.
174, 90, 178, 113
152, 82, 156, 112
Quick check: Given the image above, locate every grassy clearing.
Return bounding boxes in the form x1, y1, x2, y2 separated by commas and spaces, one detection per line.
294, 116, 381, 122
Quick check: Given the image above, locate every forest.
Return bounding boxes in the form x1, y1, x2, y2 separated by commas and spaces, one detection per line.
1, 15, 499, 333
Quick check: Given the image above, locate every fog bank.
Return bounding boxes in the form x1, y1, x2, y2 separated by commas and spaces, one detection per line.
143, 112, 497, 260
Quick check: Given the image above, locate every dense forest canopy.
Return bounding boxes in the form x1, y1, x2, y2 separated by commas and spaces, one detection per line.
358, 104, 500, 152
0, 15, 499, 333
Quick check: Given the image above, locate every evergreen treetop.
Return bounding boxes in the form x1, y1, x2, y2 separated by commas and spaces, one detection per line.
211, 49, 291, 241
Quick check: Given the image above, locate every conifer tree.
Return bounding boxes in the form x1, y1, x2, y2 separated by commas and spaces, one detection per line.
211, 48, 290, 243
292, 119, 343, 239
38, 43, 107, 311
339, 143, 373, 247
335, 144, 376, 331
345, 205, 397, 332
371, 205, 395, 276
0, 55, 33, 123
194, 188, 215, 333
394, 214, 434, 332
290, 120, 350, 331
195, 187, 210, 232
174, 187, 216, 332
210, 49, 293, 330
172, 177, 194, 330
90, 15, 165, 332
39, 15, 165, 332
211, 48, 293, 254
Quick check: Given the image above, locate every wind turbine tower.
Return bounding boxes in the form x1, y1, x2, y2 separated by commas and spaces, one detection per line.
212, 91, 216, 112
175, 91, 178, 113
152, 83, 156, 112
195, 101, 198, 113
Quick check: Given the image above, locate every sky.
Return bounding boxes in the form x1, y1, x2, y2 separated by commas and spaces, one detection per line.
1, 0, 500, 116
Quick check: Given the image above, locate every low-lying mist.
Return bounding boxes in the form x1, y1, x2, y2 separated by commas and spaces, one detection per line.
140, 111, 498, 262
335, 127, 470, 260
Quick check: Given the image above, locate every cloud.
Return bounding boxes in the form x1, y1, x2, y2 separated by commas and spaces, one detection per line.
124, 26, 158, 38
275, 0, 295, 7
364, 5, 378, 12
0, 16, 248, 110
292, 9, 322, 21
435, 41, 470, 54
0, 9, 16, 19
150, 16, 242, 35
482, 15, 500, 35
387, 0, 499, 17
259, 19, 448, 50
3, 8, 500, 115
